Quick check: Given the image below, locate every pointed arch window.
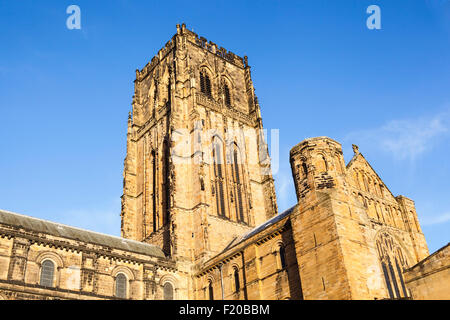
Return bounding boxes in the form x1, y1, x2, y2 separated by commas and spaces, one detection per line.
376, 232, 410, 299
115, 273, 127, 299
213, 138, 226, 218
40, 259, 55, 287
152, 150, 157, 232
224, 83, 231, 106
162, 140, 171, 226
232, 146, 245, 222
200, 70, 212, 97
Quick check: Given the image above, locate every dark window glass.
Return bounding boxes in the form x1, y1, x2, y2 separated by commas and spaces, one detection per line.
208, 282, 214, 300
234, 269, 240, 292
280, 246, 287, 269
224, 84, 231, 106
200, 71, 212, 97
164, 282, 174, 300
115, 273, 127, 299
40, 260, 55, 287
388, 257, 401, 298
205, 74, 212, 96
302, 162, 308, 177
396, 258, 408, 298
200, 72, 205, 93
381, 262, 394, 299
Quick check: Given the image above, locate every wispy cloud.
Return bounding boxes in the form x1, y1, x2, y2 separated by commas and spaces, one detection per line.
421, 212, 450, 226
345, 110, 450, 162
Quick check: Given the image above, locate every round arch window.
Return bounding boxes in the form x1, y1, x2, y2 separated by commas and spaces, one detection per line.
163, 282, 174, 300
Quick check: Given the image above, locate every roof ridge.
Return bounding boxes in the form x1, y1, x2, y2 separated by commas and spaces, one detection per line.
0, 208, 159, 249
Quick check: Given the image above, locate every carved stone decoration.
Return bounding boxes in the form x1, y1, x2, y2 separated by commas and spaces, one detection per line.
7, 237, 30, 282
352, 144, 360, 155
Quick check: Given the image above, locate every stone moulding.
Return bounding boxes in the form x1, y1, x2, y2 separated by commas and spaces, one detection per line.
195, 93, 254, 126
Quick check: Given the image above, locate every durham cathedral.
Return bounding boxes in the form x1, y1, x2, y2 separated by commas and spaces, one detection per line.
0, 24, 448, 300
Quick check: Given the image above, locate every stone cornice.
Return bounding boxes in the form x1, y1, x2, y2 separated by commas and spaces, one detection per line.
0, 228, 173, 268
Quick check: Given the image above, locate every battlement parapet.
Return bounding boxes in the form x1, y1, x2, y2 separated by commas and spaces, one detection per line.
135, 24, 248, 82
179, 23, 246, 68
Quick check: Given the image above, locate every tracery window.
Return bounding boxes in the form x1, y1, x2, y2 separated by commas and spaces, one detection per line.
115, 273, 127, 299
376, 232, 409, 299
40, 259, 55, 287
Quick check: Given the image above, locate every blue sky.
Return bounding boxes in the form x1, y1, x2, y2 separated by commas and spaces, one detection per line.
0, 0, 449, 253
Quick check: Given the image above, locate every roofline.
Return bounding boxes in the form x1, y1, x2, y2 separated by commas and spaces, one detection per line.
346, 152, 398, 201
405, 242, 450, 272
0, 208, 164, 254
195, 205, 296, 274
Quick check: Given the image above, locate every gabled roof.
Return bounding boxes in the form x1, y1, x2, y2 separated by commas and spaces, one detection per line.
346, 152, 398, 201
222, 205, 296, 252
0, 209, 165, 258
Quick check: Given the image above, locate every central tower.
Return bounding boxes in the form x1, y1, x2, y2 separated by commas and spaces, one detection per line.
121, 24, 278, 268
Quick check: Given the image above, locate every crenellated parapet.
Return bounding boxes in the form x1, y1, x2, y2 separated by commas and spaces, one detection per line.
135, 23, 246, 84
179, 23, 246, 69
136, 38, 176, 82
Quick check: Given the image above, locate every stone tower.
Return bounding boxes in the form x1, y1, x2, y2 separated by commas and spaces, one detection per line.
121, 24, 278, 269
289, 137, 428, 299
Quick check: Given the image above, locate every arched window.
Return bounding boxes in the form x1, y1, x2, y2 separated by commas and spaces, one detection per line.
316, 155, 328, 173
115, 273, 127, 299
152, 150, 157, 232
224, 84, 231, 106
363, 174, 370, 192
162, 140, 171, 226
40, 260, 55, 287
233, 268, 240, 293
200, 70, 212, 97
279, 245, 287, 269
376, 232, 409, 299
213, 138, 226, 218
232, 147, 245, 222
163, 282, 174, 300
208, 281, 214, 300
335, 155, 344, 174
302, 162, 308, 178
